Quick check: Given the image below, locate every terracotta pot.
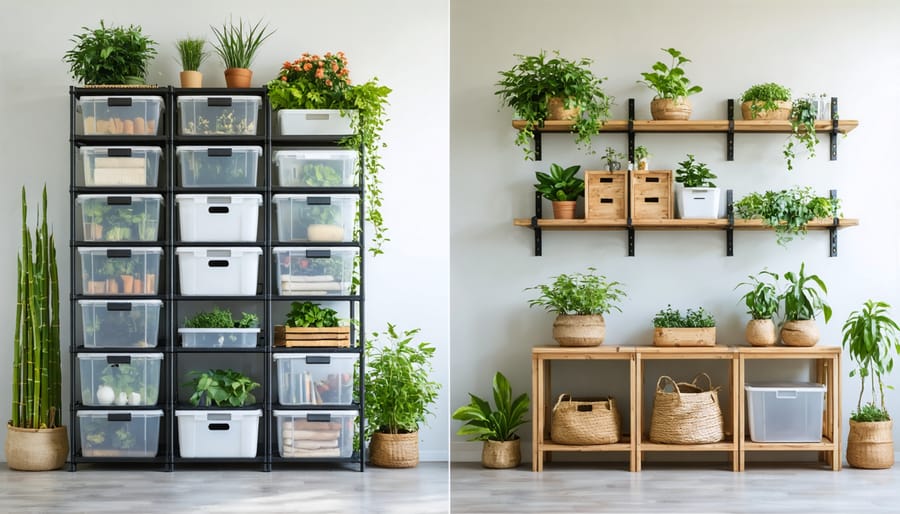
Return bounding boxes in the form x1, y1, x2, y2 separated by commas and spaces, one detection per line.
370, 431, 419, 468
781, 319, 820, 347
847, 420, 894, 469
224, 68, 253, 88
553, 314, 605, 347
5, 424, 68, 471
741, 100, 791, 121
180, 70, 203, 88
745, 319, 777, 346
547, 97, 580, 121
481, 438, 521, 469
120, 275, 134, 294
650, 97, 692, 120
551, 200, 576, 219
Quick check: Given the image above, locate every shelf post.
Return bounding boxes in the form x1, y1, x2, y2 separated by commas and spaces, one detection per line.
829, 189, 838, 257
626, 167, 634, 257
726, 189, 734, 256
726, 99, 735, 161
532, 191, 543, 256
533, 131, 542, 161
830, 97, 839, 161
627, 98, 635, 161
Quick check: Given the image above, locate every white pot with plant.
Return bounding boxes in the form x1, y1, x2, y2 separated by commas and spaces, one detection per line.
176, 37, 207, 88
534, 163, 584, 220
674, 154, 720, 219
780, 262, 830, 347
735, 270, 780, 346
638, 47, 703, 120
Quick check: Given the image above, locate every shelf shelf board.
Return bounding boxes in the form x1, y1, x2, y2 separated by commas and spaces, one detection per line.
742, 437, 835, 451
514, 218, 859, 230
540, 439, 631, 453
639, 435, 735, 452
512, 119, 859, 134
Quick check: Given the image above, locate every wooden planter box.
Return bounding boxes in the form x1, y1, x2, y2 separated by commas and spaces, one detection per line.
274, 326, 350, 348
585, 170, 626, 220
653, 327, 716, 347
631, 170, 673, 220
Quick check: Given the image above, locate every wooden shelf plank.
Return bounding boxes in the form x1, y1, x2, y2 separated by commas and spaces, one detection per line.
514, 218, 859, 230
743, 437, 834, 451
512, 119, 859, 134
541, 441, 632, 452
639, 436, 736, 452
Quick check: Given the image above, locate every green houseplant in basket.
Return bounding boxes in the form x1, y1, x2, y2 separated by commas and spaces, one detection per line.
735, 270, 781, 346
842, 300, 900, 469
638, 47, 703, 120
63, 20, 158, 85
779, 262, 831, 347
534, 163, 584, 220
739, 82, 791, 120
210, 16, 275, 88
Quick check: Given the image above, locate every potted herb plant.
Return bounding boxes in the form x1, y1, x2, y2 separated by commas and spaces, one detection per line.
364, 324, 441, 468
274, 301, 350, 348
210, 17, 275, 88
452, 371, 529, 469
495, 50, 613, 159
526, 267, 626, 347
842, 300, 900, 469
652, 305, 717, 346
739, 82, 791, 120
638, 47, 703, 120
534, 163, 584, 220
63, 20, 158, 85
634, 145, 651, 171
674, 154, 719, 219
735, 270, 781, 346
783, 97, 820, 171
7, 187, 68, 471
780, 262, 831, 347
602, 147, 625, 172
175, 37, 208, 88
734, 187, 840, 246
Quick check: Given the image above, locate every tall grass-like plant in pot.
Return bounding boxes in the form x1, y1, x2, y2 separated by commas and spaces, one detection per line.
527, 268, 626, 347
6, 187, 68, 471
175, 37, 208, 88
638, 48, 702, 120
210, 17, 275, 88
780, 262, 831, 347
735, 270, 780, 346
842, 300, 900, 469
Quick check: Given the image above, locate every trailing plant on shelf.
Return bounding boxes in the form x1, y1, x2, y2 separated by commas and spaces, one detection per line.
527, 267, 626, 316
734, 187, 840, 246
533, 163, 584, 202
739, 82, 791, 119
652, 305, 716, 328
495, 50, 613, 159
183, 307, 258, 329
783, 97, 819, 171
674, 154, 716, 188
842, 300, 900, 422
185, 368, 260, 407
63, 20, 158, 85
284, 301, 340, 328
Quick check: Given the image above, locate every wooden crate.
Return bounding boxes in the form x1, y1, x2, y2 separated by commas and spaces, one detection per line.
585, 170, 627, 220
274, 326, 351, 347
653, 327, 716, 347
631, 170, 673, 220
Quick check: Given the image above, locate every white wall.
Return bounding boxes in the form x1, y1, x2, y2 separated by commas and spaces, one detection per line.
0, 0, 450, 461
450, 0, 900, 461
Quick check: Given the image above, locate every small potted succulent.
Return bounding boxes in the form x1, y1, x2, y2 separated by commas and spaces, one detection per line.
638, 47, 702, 120
210, 16, 275, 88
634, 145, 651, 171
175, 37, 208, 88
739, 82, 791, 120
63, 20, 158, 85
652, 305, 717, 347
534, 163, 584, 219
735, 270, 781, 346
780, 262, 831, 347
674, 154, 719, 219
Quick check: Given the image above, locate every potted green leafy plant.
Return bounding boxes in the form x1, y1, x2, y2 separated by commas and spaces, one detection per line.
735, 270, 781, 346
274, 301, 349, 348
495, 50, 614, 159
638, 47, 703, 120
452, 371, 529, 469
7, 186, 68, 471
364, 324, 440, 468
179, 307, 260, 348
842, 300, 900, 469
602, 147, 625, 172
184, 368, 260, 407
739, 82, 791, 120
780, 262, 831, 347
175, 37, 208, 88
734, 187, 840, 246
674, 154, 719, 219
526, 267, 626, 347
210, 16, 275, 88
63, 20, 158, 85
652, 305, 717, 346
783, 97, 820, 171
634, 145, 651, 170
534, 163, 584, 220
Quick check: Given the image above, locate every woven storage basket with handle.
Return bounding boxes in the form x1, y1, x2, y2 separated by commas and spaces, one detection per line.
550, 394, 621, 445
649, 373, 724, 444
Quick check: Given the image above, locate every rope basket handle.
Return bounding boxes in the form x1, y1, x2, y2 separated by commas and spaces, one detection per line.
656, 375, 681, 394
690, 372, 713, 391
553, 393, 570, 412
553, 394, 615, 411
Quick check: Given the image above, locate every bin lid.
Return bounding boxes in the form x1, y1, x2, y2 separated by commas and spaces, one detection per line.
175, 246, 262, 256
77, 246, 163, 255
273, 409, 354, 418
177, 327, 261, 333
77, 410, 163, 418
174, 194, 262, 205
76, 352, 163, 361
272, 352, 356, 361
78, 299, 163, 307
76, 194, 163, 203
273, 149, 357, 161
175, 146, 262, 156
272, 246, 357, 255
177, 95, 261, 105
78, 95, 164, 106
272, 193, 358, 203
745, 382, 826, 391
175, 409, 262, 418
80, 146, 162, 155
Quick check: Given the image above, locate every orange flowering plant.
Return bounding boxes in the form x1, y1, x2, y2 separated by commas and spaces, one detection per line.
269, 52, 352, 108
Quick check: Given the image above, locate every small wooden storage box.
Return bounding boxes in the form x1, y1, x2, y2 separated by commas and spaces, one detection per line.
631, 170, 673, 220
585, 170, 626, 220
274, 326, 351, 347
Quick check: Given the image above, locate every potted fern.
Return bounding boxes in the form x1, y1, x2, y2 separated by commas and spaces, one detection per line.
210, 17, 275, 88
175, 37, 208, 88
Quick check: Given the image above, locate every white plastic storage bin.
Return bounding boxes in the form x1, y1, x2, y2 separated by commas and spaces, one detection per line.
175, 409, 262, 458
273, 149, 357, 187
78, 96, 164, 135
78, 410, 162, 457
274, 353, 358, 406
175, 194, 261, 242
179, 327, 260, 348
79, 300, 162, 348
78, 353, 163, 407
274, 410, 354, 458
273, 194, 358, 243
178, 96, 261, 135
276, 109, 356, 136
78, 247, 163, 296
81, 147, 161, 187
676, 186, 722, 219
77, 194, 163, 242
176, 247, 262, 296
177, 146, 261, 187
273, 247, 357, 296
745, 382, 826, 442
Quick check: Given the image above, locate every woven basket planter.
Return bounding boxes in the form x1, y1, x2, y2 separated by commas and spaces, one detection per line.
552, 314, 606, 347
781, 320, 820, 347
550, 394, 620, 445
650, 98, 692, 120
741, 100, 791, 121
481, 438, 521, 469
847, 420, 894, 469
370, 431, 419, 468
547, 97, 580, 121
649, 374, 724, 444
745, 319, 777, 347
5, 424, 68, 471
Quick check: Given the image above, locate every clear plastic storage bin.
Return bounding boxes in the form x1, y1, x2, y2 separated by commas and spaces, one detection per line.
273, 247, 357, 296
273, 149, 357, 187
177, 146, 261, 187
175, 410, 262, 458
78, 410, 162, 457
78, 247, 163, 296
78, 96, 164, 135
175, 194, 261, 242
178, 96, 261, 135
78, 353, 163, 406
273, 194, 358, 242
274, 353, 357, 406
81, 147, 161, 187
276, 109, 356, 136
176, 247, 262, 296
77, 194, 163, 242
745, 382, 826, 442
274, 410, 354, 458
79, 300, 162, 348
179, 327, 260, 348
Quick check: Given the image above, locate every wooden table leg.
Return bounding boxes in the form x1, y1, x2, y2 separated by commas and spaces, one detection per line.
531, 355, 541, 472
831, 355, 842, 471
738, 355, 746, 472
731, 353, 740, 472
629, 353, 637, 472
635, 354, 643, 472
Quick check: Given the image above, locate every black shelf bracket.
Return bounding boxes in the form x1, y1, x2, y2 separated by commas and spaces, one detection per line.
532, 191, 543, 256
726, 189, 734, 256
829, 189, 839, 257
626, 166, 635, 257
533, 130, 543, 161
726, 99, 735, 161
627, 98, 635, 162
830, 97, 839, 161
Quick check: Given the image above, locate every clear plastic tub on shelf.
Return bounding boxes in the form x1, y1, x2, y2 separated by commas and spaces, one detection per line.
177, 146, 261, 188
272, 194, 358, 243
80, 147, 161, 187
273, 247, 357, 296
176, 247, 262, 296
78, 247, 163, 296
77, 353, 163, 406
276, 109, 356, 136
745, 382, 826, 442
274, 353, 357, 406
274, 410, 354, 458
175, 194, 261, 242
175, 409, 262, 458
178, 96, 261, 135
78, 410, 163, 457
273, 149, 358, 187
76, 194, 163, 242
78, 96, 164, 135
79, 300, 162, 348
178, 327, 260, 348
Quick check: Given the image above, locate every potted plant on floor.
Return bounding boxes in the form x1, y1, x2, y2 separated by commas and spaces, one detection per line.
674, 154, 719, 219
526, 267, 626, 347
63, 20, 158, 85
495, 50, 614, 159
735, 270, 781, 346
780, 262, 831, 346
175, 37, 208, 88
652, 305, 717, 347
452, 371, 529, 469
364, 324, 440, 468
842, 300, 900, 469
6, 186, 68, 471
739, 82, 792, 120
638, 47, 703, 120
534, 163, 584, 219
210, 17, 275, 88
734, 187, 840, 246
